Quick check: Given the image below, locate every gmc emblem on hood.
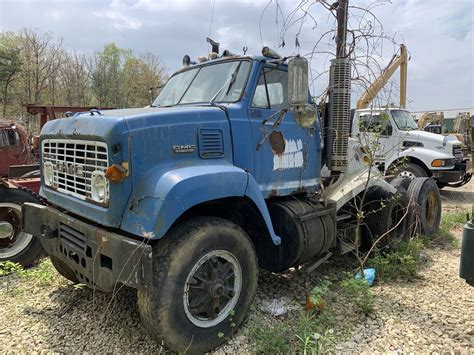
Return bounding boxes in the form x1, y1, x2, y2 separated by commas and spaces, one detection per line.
173, 144, 196, 153
56, 162, 85, 177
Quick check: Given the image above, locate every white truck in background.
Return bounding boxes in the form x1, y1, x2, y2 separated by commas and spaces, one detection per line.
351, 107, 471, 188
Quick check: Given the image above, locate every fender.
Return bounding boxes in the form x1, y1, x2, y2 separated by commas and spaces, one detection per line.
385, 147, 454, 172
325, 166, 396, 210
120, 163, 281, 244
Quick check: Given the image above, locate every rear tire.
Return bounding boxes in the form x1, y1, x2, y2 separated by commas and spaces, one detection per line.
0, 187, 43, 267
390, 177, 412, 191
137, 217, 258, 352
407, 177, 441, 237
362, 186, 410, 250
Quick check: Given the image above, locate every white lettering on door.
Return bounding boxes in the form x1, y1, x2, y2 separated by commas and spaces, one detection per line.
273, 138, 304, 170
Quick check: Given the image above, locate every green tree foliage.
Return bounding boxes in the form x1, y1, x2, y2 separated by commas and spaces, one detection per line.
0, 29, 167, 132
0, 35, 21, 116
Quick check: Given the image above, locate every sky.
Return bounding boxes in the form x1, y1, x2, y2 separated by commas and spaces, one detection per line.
0, 0, 473, 111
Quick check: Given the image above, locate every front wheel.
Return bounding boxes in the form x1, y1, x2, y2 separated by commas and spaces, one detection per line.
137, 217, 258, 352
387, 162, 427, 180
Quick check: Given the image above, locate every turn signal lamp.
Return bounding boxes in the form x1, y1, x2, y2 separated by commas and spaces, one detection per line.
105, 163, 128, 183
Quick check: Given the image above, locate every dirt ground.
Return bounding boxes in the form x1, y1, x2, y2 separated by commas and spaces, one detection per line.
0, 179, 472, 353
440, 179, 474, 212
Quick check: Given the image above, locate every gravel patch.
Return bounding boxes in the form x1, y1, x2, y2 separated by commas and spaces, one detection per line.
440, 178, 473, 212
1, 180, 472, 352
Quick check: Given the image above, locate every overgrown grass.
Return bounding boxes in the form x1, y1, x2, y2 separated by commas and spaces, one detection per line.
432, 209, 470, 248
247, 309, 337, 354
367, 238, 425, 282
247, 317, 293, 353
364, 209, 469, 282
0, 259, 57, 294
295, 312, 335, 355
340, 275, 375, 315
247, 275, 372, 353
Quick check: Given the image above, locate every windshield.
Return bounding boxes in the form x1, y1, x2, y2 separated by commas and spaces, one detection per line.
153, 60, 252, 107
391, 110, 418, 131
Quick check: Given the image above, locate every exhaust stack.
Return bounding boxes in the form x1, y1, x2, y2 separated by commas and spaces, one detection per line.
328, 58, 351, 172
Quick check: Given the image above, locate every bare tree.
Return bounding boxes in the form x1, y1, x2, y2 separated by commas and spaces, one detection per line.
261, 1, 413, 275
60, 52, 90, 106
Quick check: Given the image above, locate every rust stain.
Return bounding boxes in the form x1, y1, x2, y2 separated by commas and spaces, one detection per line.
269, 131, 285, 155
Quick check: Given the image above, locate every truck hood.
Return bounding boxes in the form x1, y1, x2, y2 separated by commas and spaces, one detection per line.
39, 105, 230, 232
405, 129, 461, 146
99, 105, 226, 123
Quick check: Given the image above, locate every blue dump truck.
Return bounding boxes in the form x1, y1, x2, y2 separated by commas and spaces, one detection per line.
21, 47, 441, 352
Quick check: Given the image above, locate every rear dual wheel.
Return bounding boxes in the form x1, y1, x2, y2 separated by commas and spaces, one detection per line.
407, 177, 441, 237
363, 177, 442, 251
137, 217, 257, 353
363, 186, 410, 250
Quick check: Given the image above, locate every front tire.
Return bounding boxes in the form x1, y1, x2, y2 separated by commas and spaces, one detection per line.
50, 255, 79, 283
387, 162, 427, 180
137, 217, 258, 352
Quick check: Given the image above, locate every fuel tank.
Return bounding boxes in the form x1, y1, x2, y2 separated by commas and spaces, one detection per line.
259, 198, 336, 272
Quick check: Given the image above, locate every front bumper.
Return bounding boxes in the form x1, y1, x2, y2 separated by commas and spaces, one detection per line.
432, 160, 470, 184
22, 203, 153, 292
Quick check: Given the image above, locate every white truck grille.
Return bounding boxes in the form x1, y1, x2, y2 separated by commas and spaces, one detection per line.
42, 139, 109, 202
453, 144, 463, 160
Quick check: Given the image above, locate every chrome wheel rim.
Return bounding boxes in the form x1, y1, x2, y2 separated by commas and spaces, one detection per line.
397, 170, 416, 179
0, 203, 33, 259
183, 250, 242, 328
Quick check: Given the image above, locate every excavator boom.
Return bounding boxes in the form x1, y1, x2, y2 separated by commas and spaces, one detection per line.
356, 44, 408, 109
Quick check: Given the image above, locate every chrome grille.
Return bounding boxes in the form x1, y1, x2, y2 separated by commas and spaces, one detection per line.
453, 144, 463, 159
42, 139, 109, 202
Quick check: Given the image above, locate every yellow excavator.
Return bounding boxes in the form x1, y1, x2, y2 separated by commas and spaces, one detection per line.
417, 111, 471, 154
356, 44, 408, 109
417, 111, 445, 133
452, 112, 472, 155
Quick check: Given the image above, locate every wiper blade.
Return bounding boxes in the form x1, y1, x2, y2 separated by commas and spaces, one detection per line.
209, 62, 242, 105
224, 62, 242, 96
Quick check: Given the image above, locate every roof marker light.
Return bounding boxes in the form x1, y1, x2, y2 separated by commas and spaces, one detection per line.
262, 46, 281, 59
182, 55, 191, 67
222, 49, 235, 57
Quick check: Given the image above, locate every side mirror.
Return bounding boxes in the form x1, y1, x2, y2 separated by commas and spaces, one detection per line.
288, 57, 316, 128
384, 122, 393, 136
288, 56, 309, 107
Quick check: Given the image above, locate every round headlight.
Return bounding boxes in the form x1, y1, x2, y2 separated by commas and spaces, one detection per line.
43, 162, 54, 186
91, 170, 107, 203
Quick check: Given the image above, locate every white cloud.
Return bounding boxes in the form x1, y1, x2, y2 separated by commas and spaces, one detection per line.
92, 10, 143, 30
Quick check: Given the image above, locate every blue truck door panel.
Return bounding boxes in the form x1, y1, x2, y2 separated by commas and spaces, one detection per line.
247, 64, 321, 197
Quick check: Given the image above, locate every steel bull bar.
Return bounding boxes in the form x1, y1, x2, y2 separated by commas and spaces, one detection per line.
22, 202, 153, 292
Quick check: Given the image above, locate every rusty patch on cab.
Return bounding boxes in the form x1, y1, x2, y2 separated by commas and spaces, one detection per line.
269, 131, 285, 155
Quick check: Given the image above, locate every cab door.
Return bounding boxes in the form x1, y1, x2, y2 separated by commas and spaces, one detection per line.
356, 112, 398, 164
247, 64, 320, 197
